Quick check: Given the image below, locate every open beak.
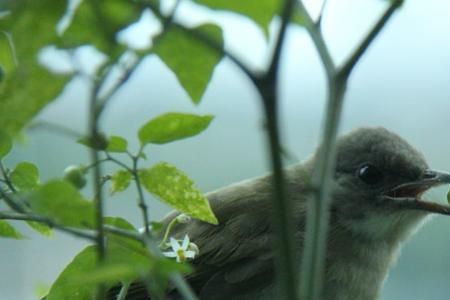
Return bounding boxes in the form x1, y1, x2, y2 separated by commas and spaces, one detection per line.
383, 169, 450, 216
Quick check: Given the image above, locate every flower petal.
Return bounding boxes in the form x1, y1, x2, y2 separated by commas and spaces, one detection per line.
185, 251, 196, 259
181, 235, 190, 250
163, 251, 177, 258
170, 237, 180, 251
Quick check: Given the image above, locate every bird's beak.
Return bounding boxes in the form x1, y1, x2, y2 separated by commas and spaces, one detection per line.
383, 169, 450, 216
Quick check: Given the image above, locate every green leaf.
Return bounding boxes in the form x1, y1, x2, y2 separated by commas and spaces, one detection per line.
0, 1, 70, 136
0, 220, 24, 239
34, 282, 50, 300
28, 180, 95, 228
104, 216, 137, 232
59, 0, 141, 55
138, 112, 213, 145
110, 170, 132, 195
150, 221, 163, 234
47, 229, 190, 299
71, 242, 155, 285
154, 24, 224, 104
193, 0, 280, 34
26, 221, 53, 237
107, 136, 128, 153
10, 161, 39, 191
139, 162, 218, 224
46, 246, 99, 300
77, 133, 108, 151
103, 216, 147, 257
46, 243, 186, 299
0, 130, 12, 158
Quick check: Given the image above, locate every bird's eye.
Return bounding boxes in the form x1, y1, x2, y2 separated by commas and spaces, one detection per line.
357, 164, 383, 185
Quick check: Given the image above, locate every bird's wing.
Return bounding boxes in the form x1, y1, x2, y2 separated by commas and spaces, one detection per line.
108, 175, 277, 300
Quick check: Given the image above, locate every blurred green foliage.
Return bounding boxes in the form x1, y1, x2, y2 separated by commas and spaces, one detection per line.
0, 0, 306, 298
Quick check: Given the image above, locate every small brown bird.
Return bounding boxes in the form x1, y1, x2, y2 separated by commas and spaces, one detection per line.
108, 127, 450, 300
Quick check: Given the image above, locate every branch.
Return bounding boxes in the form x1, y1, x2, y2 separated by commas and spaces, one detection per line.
316, 0, 328, 27
131, 152, 151, 236
255, 0, 298, 299
338, 0, 403, 78
104, 153, 134, 173
0, 30, 18, 66
0, 160, 16, 193
297, 1, 335, 79
297, 1, 403, 299
96, 56, 144, 112
94, 0, 182, 121
27, 121, 83, 139
0, 163, 26, 213
88, 80, 107, 300
116, 282, 130, 300
266, 0, 295, 77
0, 210, 97, 241
298, 79, 346, 300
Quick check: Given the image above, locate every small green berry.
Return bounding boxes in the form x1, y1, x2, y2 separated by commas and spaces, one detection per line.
63, 165, 87, 189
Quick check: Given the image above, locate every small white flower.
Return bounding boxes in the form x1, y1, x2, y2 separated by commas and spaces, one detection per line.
162, 235, 197, 263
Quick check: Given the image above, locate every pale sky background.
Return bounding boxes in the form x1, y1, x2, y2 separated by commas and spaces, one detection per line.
2, 0, 450, 299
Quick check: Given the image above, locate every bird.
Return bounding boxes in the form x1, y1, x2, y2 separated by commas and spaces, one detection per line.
107, 127, 450, 300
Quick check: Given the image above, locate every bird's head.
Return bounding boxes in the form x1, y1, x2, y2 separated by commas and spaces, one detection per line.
328, 127, 450, 240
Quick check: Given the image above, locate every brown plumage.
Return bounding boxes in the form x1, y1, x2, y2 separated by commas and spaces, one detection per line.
107, 127, 450, 300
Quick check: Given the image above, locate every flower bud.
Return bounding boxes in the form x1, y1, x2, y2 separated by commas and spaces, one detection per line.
188, 242, 200, 256
176, 214, 191, 224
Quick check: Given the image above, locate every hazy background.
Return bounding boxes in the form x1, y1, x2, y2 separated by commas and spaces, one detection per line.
2, 0, 450, 299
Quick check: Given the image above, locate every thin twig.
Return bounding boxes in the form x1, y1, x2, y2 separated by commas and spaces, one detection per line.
0, 210, 97, 241
266, 0, 295, 77
27, 120, 83, 139
0, 189, 25, 213
116, 282, 130, 300
299, 79, 346, 300
158, 216, 178, 248
316, 0, 328, 27
0, 160, 16, 193
89, 80, 107, 300
297, 1, 403, 299
297, 1, 335, 79
103, 225, 142, 241
170, 274, 198, 300
338, 0, 403, 78
254, 0, 298, 299
131, 153, 151, 236
0, 162, 25, 213
84, 158, 110, 172
0, 30, 18, 66
0, 209, 145, 242
104, 153, 134, 173
96, 56, 144, 113
96, 0, 182, 113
